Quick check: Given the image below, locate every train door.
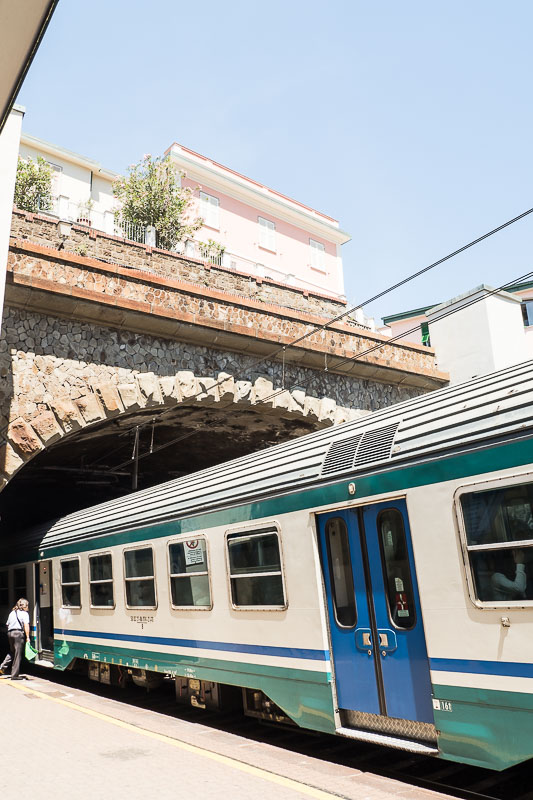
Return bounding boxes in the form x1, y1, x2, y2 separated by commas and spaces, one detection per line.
318, 499, 434, 728
36, 561, 54, 654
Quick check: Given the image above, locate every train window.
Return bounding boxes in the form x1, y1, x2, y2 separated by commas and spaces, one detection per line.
124, 547, 156, 608
0, 570, 8, 606
226, 528, 286, 608
378, 509, 416, 629
14, 567, 27, 602
61, 558, 81, 608
89, 554, 114, 608
325, 517, 356, 628
168, 538, 211, 609
461, 482, 533, 604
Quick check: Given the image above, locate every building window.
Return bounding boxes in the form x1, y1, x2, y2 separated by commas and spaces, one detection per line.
89, 553, 114, 608
310, 239, 326, 270
258, 217, 276, 251
0, 571, 8, 606
168, 538, 211, 608
421, 322, 431, 346
124, 547, 156, 608
521, 301, 533, 327
61, 558, 81, 608
227, 527, 286, 608
459, 481, 533, 605
200, 191, 220, 229
14, 567, 27, 603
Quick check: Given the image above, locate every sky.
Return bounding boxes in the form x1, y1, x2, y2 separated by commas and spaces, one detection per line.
17, 0, 533, 324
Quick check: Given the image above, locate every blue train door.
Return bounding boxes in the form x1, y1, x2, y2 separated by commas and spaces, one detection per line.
318, 499, 433, 725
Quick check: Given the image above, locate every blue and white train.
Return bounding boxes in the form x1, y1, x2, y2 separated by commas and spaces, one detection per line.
3, 360, 533, 770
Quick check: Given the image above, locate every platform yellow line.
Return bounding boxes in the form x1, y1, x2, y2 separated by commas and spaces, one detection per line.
4, 680, 346, 800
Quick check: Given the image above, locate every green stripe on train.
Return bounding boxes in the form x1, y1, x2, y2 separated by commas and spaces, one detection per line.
433, 682, 533, 770
53, 637, 336, 734
39, 435, 533, 559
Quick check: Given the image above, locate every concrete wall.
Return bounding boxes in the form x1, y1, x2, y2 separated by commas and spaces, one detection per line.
427, 286, 527, 384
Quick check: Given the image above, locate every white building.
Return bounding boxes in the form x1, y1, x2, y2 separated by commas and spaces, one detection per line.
382, 283, 533, 385
16, 132, 350, 302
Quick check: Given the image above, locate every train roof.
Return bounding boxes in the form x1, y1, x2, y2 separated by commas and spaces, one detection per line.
14, 359, 533, 551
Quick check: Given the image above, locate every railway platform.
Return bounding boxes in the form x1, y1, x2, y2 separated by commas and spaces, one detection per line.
0, 671, 452, 800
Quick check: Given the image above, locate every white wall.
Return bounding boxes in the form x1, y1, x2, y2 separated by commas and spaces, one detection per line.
0, 106, 23, 330
18, 137, 116, 234
427, 287, 527, 385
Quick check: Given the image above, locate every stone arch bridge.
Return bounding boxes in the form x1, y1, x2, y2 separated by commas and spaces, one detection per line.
0, 210, 447, 531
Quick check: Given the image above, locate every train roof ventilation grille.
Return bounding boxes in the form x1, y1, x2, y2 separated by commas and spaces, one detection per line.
353, 422, 400, 468
321, 434, 363, 476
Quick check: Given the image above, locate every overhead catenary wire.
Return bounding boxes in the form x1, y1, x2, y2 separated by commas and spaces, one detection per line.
82, 203, 533, 470
106, 266, 533, 476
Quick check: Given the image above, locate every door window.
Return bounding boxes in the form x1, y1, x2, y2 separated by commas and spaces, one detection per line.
378, 509, 416, 629
325, 517, 356, 627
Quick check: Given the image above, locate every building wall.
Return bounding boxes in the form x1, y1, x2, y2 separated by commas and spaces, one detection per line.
17, 134, 348, 302
18, 137, 116, 234
426, 288, 526, 384
182, 177, 344, 298
382, 314, 426, 345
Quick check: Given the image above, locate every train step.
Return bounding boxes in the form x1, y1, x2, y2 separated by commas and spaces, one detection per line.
336, 726, 439, 755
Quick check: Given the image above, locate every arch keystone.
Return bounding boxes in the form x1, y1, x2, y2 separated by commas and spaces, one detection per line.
51, 398, 85, 433
176, 371, 198, 401
30, 410, 63, 444
196, 377, 218, 404
117, 382, 144, 411
136, 373, 163, 406
74, 392, 105, 424
217, 373, 235, 405
8, 418, 43, 456
92, 382, 124, 416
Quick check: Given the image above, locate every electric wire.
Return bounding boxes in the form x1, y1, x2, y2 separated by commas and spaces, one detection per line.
107, 266, 533, 475
81, 203, 533, 472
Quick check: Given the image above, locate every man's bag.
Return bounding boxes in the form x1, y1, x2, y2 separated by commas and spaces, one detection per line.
25, 642, 38, 662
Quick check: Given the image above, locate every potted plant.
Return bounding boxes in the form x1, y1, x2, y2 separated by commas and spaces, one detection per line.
77, 197, 94, 225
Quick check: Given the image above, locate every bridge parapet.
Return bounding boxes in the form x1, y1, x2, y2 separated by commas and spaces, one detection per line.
0, 214, 448, 493
11, 209, 346, 318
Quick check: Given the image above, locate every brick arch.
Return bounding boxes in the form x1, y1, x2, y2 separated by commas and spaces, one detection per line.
0, 369, 365, 489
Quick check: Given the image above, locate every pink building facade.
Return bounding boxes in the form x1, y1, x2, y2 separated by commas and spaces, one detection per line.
166, 142, 350, 300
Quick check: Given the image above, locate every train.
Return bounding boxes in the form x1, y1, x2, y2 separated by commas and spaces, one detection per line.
3, 359, 533, 771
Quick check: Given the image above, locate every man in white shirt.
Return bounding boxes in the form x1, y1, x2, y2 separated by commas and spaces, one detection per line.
0, 598, 30, 680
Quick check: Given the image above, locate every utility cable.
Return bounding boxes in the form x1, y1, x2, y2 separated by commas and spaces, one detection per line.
106, 267, 533, 476
86, 203, 533, 469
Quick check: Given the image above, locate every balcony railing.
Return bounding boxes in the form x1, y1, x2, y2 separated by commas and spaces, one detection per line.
38, 196, 354, 308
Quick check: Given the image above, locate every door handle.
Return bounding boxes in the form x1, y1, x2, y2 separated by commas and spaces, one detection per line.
355, 628, 373, 653
377, 628, 397, 654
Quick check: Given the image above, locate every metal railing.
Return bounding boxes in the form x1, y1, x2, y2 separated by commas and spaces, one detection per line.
38, 197, 350, 306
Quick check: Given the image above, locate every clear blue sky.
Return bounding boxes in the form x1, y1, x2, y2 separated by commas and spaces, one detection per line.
18, 0, 533, 323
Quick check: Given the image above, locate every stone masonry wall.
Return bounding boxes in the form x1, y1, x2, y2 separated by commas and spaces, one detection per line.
0, 306, 420, 430
11, 209, 347, 318
7, 241, 442, 381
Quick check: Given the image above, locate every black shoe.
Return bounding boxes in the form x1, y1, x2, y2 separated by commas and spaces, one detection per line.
10, 676, 22, 680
